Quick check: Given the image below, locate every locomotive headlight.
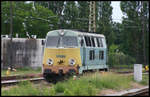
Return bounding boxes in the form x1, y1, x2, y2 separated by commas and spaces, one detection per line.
47, 58, 53, 66
69, 59, 76, 66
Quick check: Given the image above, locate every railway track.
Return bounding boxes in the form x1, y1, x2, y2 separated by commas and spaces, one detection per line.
1, 74, 44, 87
1, 71, 149, 96
105, 86, 149, 96
1, 71, 148, 87
1, 73, 43, 81
1, 77, 44, 87
115, 71, 149, 75
122, 87, 149, 96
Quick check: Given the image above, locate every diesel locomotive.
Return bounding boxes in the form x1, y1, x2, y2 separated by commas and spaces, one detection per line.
42, 29, 108, 81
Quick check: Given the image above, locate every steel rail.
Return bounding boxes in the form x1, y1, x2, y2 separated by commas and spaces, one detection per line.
105, 86, 149, 96
1, 77, 44, 87
2, 73, 43, 81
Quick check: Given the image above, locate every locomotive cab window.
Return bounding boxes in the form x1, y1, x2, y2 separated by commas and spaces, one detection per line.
63, 36, 78, 47
81, 39, 84, 47
46, 36, 59, 47
46, 36, 78, 48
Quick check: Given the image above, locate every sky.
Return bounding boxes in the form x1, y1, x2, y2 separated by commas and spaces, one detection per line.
111, 1, 124, 23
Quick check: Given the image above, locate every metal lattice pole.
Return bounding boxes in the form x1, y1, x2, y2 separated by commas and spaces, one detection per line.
89, 1, 96, 33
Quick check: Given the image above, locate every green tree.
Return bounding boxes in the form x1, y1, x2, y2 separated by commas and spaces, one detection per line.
77, 1, 89, 31
63, 1, 79, 29
120, 1, 149, 64
96, 1, 114, 47
108, 44, 135, 67
1, 1, 58, 38
112, 22, 123, 45
34, 1, 65, 28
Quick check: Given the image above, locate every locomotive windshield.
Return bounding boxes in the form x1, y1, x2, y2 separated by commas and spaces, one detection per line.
46, 36, 59, 47
46, 36, 78, 48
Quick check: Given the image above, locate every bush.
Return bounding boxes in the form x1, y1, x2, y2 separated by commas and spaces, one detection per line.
52, 76, 97, 96
64, 89, 73, 96
139, 74, 149, 85
54, 82, 65, 93
108, 44, 136, 67
49, 87, 56, 96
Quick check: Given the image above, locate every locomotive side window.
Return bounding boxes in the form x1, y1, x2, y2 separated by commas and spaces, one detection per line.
96, 38, 100, 47
101, 38, 106, 48
89, 50, 92, 60
99, 38, 103, 47
91, 37, 95, 47
84, 36, 92, 47
94, 37, 98, 47
99, 51, 104, 60
84, 36, 88, 46
93, 50, 95, 60
96, 37, 103, 47
88, 37, 92, 47
89, 50, 95, 60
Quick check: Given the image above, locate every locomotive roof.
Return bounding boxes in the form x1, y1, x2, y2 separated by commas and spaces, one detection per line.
47, 29, 105, 38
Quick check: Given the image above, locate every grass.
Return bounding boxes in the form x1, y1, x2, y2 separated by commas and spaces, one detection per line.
109, 64, 148, 73
1, 67, 42, 76
110, 68, 133, 72
1, 81, 53, 96
53, 76, 97, 96
53, 72, 149, 96
109, 64, 134, 69
139, 74, 149, 85
1, 72, 149, 96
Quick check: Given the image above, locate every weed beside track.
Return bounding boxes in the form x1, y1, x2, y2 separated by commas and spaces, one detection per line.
1, 72, 149, 96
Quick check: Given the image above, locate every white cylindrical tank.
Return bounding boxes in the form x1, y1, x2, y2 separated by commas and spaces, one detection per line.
134, 64, 142, 82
